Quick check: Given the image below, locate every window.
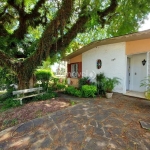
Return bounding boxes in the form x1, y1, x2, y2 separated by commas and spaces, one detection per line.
71, 63, 78, 78
67, 62, 82, 78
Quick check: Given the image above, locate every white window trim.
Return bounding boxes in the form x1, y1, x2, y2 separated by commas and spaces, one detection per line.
71, 63, 78, 78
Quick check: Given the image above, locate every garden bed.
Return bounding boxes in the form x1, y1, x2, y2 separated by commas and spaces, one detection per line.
0, 97, 73, 132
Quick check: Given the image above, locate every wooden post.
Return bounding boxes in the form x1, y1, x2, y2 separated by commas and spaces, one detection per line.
20, 99, 23, 105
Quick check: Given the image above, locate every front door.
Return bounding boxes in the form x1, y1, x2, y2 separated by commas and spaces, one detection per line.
130, 53, 146, 92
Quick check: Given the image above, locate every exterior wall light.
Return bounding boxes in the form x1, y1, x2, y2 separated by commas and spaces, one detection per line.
142, 59, 146, 66
97, 59, 102, 69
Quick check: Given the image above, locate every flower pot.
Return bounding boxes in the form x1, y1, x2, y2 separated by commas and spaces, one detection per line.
145, 91, 150, 100
105, 92, 113, 98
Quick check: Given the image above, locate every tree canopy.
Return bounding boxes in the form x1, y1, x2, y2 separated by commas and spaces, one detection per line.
0, 0, 150, 89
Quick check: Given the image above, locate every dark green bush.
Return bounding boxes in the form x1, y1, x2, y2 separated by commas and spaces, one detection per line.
56, 83, 66, 90
79, 77, 90, 89
65, 85, 96, 98
2, 98, 20, 110
33, 92, 56, 101
79, 77, 95, 89
65, 86, 82, 97
96, 73, 106, 96
47, 86, 54, 92
35, 69, 52, 81
74, 89, 82, 97
65, 86, 76, 95
52, 77, 59, 84
102, 77, 120, 93
82, 85, 97, 97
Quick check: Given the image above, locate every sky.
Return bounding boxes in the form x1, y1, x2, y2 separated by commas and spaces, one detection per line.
139, 14, 150, 31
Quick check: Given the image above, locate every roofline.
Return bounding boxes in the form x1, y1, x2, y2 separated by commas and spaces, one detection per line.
63, 29, 150, 60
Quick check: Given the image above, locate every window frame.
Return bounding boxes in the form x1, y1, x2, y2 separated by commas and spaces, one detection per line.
71, 63, 78, 78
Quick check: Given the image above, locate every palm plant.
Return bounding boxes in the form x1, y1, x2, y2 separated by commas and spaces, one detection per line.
103, 77, 120, 93
140, 77, 150, 91
140, 77, 150, 99
96, 73, 105, 95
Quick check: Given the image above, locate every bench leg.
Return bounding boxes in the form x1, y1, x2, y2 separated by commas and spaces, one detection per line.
20, 99, 23, 105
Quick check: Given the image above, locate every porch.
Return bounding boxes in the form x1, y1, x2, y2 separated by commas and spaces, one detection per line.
124, 90, 146, 99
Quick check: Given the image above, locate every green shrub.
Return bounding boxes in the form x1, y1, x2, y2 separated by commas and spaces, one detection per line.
79, 77, 90, 89
52, 77, 59, 84
65, 86, 76, 95
82, 85, 97, 97
35, 69, 52, 90
74, 89, 82, 97
47, 86, 54, 92
35, 69, 52, 81
79, 77, 95, 89
140, 77, 150, 100
102, 77, 120, 93
56, 83, 66, 90
33, 92, 56, 101
65, 86, 82, 97
65, 85, 97, 98
2, 98, 20, 110
96, 73, 106, 96
0, 92, 12, 103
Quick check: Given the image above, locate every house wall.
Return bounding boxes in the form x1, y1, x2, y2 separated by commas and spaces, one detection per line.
126, 39, 150, 55
70, 55, 82, 63
67, 54, 82, 87
82, 42, 126, 93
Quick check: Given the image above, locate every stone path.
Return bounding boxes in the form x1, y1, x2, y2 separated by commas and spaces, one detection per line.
0, 93, 150, 150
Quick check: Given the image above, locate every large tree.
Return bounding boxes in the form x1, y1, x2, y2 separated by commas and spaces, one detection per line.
0, 0, 150, 89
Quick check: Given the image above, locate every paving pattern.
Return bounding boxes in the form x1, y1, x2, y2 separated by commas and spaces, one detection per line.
0, 93, 150, 150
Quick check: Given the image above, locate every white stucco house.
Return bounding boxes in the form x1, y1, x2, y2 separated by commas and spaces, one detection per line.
63, 29, 150, 98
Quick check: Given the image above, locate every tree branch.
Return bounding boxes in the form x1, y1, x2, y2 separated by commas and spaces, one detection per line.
97, 0, 117, 27
50, 15, 88, 56
21, 0, 75, 72
0, 6, 7, 17
0, 50, 15, 70
25, 0, 47, 19
50, 0, 118, 56
7, 0, 20, 12
0, 25, 9, 36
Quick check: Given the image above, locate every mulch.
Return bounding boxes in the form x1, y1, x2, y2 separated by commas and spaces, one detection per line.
0, 98, 71, 132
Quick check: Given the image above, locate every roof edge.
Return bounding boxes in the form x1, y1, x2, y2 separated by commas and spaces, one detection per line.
63, 29, 150, 60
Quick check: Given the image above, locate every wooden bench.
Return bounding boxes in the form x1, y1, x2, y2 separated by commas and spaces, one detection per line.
13, 87, 44, 105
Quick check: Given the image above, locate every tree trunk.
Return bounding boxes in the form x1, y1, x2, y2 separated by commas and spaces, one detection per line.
29, 75, 36, 88
17, 72, 31, 90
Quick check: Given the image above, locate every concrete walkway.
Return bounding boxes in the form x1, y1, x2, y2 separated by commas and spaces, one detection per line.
0, 93, 150, 150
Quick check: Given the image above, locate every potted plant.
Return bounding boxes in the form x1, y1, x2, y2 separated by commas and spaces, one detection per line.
96, 73, 106, 96
103, 77, 120, 98
140, 77, 150, 100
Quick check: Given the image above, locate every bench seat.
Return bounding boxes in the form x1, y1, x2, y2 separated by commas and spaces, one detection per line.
13, 87, 44, 105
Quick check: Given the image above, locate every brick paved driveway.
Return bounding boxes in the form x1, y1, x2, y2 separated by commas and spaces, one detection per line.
0, 93, 150, 150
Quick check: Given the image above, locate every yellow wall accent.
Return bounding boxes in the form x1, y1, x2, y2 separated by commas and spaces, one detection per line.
67, 54, 82, 87
126, 39, 150, 55
70, 54, 82, 63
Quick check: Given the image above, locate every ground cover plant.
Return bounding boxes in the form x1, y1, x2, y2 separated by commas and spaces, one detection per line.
0, 97, 72, 131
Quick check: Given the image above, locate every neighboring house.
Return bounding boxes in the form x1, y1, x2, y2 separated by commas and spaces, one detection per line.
63, 29, 150, 95
51, 61, 67, 77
